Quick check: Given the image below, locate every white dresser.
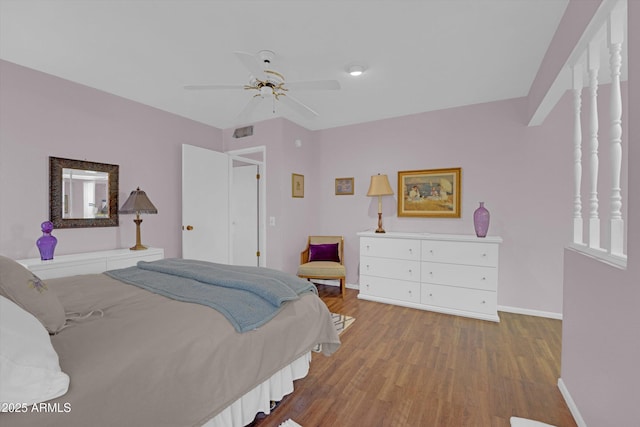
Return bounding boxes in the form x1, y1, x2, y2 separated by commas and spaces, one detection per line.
358, 231, 502, 322
17, 247, 165, 279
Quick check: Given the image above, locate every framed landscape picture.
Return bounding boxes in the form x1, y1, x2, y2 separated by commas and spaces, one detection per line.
292, 173, 304, 198
335, 177, 354, 195
397, 168, 461, 218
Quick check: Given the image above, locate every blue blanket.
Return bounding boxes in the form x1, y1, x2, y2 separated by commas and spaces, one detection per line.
105, 258, 317, 333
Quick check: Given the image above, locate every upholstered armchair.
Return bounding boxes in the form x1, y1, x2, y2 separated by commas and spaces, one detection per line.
297, 236, 346, 298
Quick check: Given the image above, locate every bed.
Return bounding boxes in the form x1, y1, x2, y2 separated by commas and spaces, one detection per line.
0, 256, 340, 427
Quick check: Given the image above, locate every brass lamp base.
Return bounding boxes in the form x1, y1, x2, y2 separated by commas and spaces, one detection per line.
129, 217, 149, 251
375, 212, 386, 233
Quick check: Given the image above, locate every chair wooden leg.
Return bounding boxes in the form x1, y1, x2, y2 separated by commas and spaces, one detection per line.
304, 277, 317, 293
340, 278, 345, 298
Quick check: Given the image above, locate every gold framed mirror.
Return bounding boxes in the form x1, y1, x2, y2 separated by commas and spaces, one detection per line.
49, 157, 119, 228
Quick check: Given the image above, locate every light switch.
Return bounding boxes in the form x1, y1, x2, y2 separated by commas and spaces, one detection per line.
269, 216, 276, 226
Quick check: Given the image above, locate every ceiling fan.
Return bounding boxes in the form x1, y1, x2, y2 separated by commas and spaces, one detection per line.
184, 50, 340, 121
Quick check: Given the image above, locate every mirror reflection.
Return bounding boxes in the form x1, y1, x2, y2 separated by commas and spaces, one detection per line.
62, 168, 110, 219
49, 157, 119, 228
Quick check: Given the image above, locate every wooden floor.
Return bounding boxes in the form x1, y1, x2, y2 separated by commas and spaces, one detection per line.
249, 285, 577, 427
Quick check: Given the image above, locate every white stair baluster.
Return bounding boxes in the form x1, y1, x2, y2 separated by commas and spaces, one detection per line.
572, 65, 584, 245
608, 5, 625, 256
587, 40, 601, 249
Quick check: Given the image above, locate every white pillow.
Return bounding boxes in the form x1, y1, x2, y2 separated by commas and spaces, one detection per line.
0, 295, 70, 406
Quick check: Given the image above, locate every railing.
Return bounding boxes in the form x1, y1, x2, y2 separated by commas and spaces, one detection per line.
568, 0, 627, 269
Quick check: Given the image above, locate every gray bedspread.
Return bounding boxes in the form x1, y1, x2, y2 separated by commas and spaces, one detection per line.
1, 271, 340, 427
105, 258, 317, 332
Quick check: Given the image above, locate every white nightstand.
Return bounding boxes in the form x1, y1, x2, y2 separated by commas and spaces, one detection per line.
17, 247, 165, 279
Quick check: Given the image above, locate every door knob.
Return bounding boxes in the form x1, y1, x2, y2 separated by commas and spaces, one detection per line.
185, 225, 194, 231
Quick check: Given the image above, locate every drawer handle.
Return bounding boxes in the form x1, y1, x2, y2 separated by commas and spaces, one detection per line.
429, 271, 433, 276
408, 290, 412, 295
366, 265, 370, 270
481, 277, 486, 281
429, 249, 434, 254
482, 253, 487, 257
429, 293, 433, 297
408, 269, 412, 274
409, 248, 413, 254
482, 300, 486, 304
366, 245, 370, 250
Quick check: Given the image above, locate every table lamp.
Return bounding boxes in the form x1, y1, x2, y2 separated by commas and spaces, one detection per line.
367, 174, 394, 233
119, 187, 158, 250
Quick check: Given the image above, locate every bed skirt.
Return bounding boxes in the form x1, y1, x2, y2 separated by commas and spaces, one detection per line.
202, 352, 311, 427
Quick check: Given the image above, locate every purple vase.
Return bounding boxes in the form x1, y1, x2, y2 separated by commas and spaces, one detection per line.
473, 202, 490, 238
36, 221, 57, 261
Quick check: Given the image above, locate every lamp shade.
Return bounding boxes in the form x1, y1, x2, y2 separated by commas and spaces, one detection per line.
366, 174, 394, 197
119, 187, 158, 214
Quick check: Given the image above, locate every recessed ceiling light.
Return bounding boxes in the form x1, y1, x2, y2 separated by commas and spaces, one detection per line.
348, 65, 365, 76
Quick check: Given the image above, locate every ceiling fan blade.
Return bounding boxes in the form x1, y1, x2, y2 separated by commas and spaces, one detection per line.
235, 95, 263, 123
234, 51, 265, 78
285, 80, 341, 91
279, 94, 319, 118
184, 84, 244, 90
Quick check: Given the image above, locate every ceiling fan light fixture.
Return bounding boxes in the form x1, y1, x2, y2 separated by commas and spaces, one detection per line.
348, 65, 365, 77
260, 86, 273, 98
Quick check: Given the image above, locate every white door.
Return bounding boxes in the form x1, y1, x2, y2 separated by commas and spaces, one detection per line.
182, 144, 229, 263
231, 162, 259, 266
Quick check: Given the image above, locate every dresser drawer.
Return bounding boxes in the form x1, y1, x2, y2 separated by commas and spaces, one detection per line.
18, 248, 165, 280
421, 261, 497, 291
360, 237, 420, 261
106, 249, 164, 270
421, 240, 498, 267
360, 256, 420, 282
27, 259, 107, 280
360, 275, 420, 304
421, 283, 497, 316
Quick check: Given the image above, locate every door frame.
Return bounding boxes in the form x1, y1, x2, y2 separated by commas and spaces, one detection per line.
226, 146, 267, 267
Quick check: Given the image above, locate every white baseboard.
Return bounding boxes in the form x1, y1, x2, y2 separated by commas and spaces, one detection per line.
498, 305, 562, 320
557, 378, 586, 427
311, 286, 562, 319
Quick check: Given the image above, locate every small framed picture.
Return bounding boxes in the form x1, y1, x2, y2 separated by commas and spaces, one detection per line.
292, 173, 304, 198
335, 177, 354, 195
398, 167, 461, 218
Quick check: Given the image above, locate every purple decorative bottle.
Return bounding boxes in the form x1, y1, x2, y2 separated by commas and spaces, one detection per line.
36, 221, 57, 261
473, 202, 490, 238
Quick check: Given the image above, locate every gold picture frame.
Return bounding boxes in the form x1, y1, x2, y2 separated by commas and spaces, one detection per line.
292, 173, 304, 198
397, 168, 461, 218
335, 177, 354, 195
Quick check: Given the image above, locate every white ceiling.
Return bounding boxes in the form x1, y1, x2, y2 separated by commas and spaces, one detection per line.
0, 0, 569, 131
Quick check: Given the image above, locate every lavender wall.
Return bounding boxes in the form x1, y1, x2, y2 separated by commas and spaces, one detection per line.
0, 0, 627, 323
313, 96, 576, 315
0, 60, 223, 260
220, 93, 578, 316
0, 2, 634, 424
527, 0, 602, 123
221, 118, 317, 272
561, 1, 639, 424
